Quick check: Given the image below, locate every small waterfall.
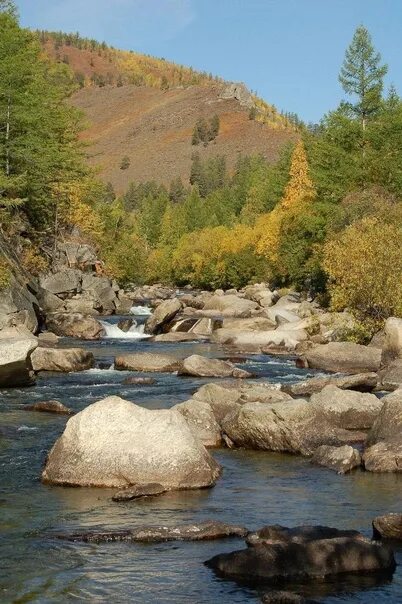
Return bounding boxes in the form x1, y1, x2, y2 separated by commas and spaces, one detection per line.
100, 320, 151, 340
130, 305, 152, 316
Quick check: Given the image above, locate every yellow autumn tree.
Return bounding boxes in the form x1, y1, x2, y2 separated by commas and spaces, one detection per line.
256, 140, 316, 276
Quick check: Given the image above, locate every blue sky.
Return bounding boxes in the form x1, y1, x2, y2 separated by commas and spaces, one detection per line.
16, 0, 402, 123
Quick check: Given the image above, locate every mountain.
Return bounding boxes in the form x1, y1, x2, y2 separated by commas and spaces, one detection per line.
41, 32, 297, 192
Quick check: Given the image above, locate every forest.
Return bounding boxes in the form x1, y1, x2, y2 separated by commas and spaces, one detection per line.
0, 1, 401, 340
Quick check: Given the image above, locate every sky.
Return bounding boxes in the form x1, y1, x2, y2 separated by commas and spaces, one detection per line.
16, 0, 402, 123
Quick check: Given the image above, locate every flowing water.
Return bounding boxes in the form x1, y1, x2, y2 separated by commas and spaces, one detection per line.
0, 310, 401, 603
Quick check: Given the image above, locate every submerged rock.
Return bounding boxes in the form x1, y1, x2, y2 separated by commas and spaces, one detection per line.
115, 353, 181, 373
373, 513, 402, 541
31, 347, 94, 372
122, 376, 156, 385
25, 400, 73, 415
112, 483, 167, 501
42, 396, 220, 489
311, 445, 361, 474
178, 354, 252, 379
57, 520, 248, 543
298, 342, 381, 374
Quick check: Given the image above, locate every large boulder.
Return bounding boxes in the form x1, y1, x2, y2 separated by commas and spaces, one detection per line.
363, 390, 402, 472
206, 536, 395, 583
36, 287, 64, 313
115, 353, 181, 373
173, 399, 222, 447
31, 347, 94, 373
178, 354, 252, 379
378, 360, 402, 391
283, 373, 378, 397
311, 445, 361, 474
213, 328, 307, 352
39, 269, 82, 295
42, 396, 221, 489
81, 274, 118, 314
0, 275, 39, 333
46, 312, 105, 340
53, 241, 97, 271
0, 335, 38, 387
381, 317, 402, 365
298, 342, 381, 374
221, 400, 363, 456
373, 513, 402, 541
309, 386, 383, 430
203, 295, 258, 317
145, 298, 182, 334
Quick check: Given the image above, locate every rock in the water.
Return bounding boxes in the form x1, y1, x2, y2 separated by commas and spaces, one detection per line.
0, 336, 38, 387
25, 400, 73, 415
173, 399, 222, 447
145, 298, 182, 334
38, 332, 60, 347
46, 312, 104, 340
373, 513, 402, 541
203, 294, 258, 317
58, 520, 248, 543
205, 537, 395, 583
112, 483, 166, 501
246, 524, 364, 546
42, 396, 220, 489
115, 353, 181, 373
363, 391, 402, 472
261, 592, 309, 604
117, 318, 134, 332
31, 347, 94, 372
311, 445, 361, 474
122, 376, 156, 386
153, 332, 203, 343
309, 385, 383, 430
178, 354, 252, 379
284, 373, 378, 397
213, 328, 307, 352
298, 342, 381, 374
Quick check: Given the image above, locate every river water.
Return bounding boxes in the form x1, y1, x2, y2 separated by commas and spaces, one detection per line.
0, 313, 401, 603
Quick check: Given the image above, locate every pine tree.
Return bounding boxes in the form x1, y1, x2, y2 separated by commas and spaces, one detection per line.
339, 25, 388, 131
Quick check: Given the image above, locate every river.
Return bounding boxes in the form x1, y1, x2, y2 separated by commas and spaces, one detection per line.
0, 312, 401, 603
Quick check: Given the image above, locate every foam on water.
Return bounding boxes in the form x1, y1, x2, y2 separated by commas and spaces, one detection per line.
100, 320, 151, 340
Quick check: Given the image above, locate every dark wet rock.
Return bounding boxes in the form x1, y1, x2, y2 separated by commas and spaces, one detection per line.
372, 513, 402, 541
261, 592, 311, 604
115, 353, 181, 373
145, 298, 182, 334
178, 354, 252, 379
245, 525, 364, 546
311, 445, 361, 474
283, 373, 378, 397
31, 347, 94, 373
112, 483, 167, 501
42, 396, 220, 489
46, 312, 104, 340
205, 537, 395, 583
57, 520, 248, 543
25, 400, 73, 415
122, 376, 156, 386
0, 335, 37, 387
117, 318, 134, 332
298, 342, 381, 374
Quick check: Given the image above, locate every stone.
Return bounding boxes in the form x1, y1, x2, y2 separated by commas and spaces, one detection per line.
283, 373, 378, 397
363, 391, 402, 472
203, 294, 259, 317
311, 445, 361, 474
81, 274, 118, 313
38, 332, 60, 347
261, 592, 309, 604
115, 353, 181, 373
36, 288, 64, 313
0, 274, 39, 334
25, 400, 73, 415
205, 538, 395, 583
372, 513, 402, 541
42, 397, 221, 488
58, 520, 248, 543
46, 313, 104, 340
39, 269, 82, 295
246, 525, 364, 546
173, 399, 222, 447
266, 307, 301, 325
379, 360, 402, 391
298, 342, 382, 374
189, 317, 223, 335
63, 296, 99, 316
363, 440, 402, 472
122, 376, 156, 385
309, 386, 383, 430
221, 317, 275, 331
31, 347, 94, 372
53, 241, 97, 270
112, 483, 166, 501
219, 82, 254, 108
381, 317, 402, 365
213, 328, 307, 352
117, 318, 134, 332
178, 354, 252, 379
145, 298, 182, 334
0, 336, 38, 387
153, 332, 203, 343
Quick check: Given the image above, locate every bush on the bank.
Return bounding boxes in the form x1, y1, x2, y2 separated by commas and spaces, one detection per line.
323, 217, 402, 328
